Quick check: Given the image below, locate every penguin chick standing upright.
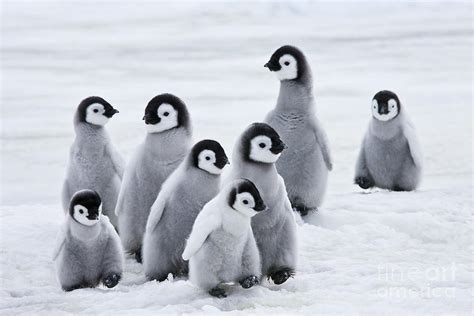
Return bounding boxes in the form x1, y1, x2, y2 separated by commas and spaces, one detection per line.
62, 97, 124, 228
182, 179, 266, 298
355, 90, 422, 191
115, 94, 192, 263
54, 189, 124, 291
264, 45, 332, 217
226, 123, 297, 285
143, 139, 229, 281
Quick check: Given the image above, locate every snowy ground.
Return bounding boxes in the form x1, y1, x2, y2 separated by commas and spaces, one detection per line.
1, 0, 472, 314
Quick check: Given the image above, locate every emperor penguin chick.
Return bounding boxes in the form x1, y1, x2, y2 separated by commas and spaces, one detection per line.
226, 122, 297, 285
54, 190, 124, 291
62, 97, 124, 228
116, 94, 192, 263
355, 90, 422, 191
264, 45, 332, 217
143, 139, 229, 281
182, 179, 266, 298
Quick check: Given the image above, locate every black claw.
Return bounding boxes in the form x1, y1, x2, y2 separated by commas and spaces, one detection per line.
268, 267, 295, 285
239, 275, 259, 289
103, 273, 121, 288
209, 287, 227, 298
355, 176, 373, 189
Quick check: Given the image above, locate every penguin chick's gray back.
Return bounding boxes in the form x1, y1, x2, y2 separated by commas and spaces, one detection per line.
116, 94, 192, 259
355, 91, 422, 191
62, 97, 124, 229
143, 140, 228, 281
182, 179, 263, 295
226, 123, 297, 284
54, 190, 123, 291
264, 45, 332, 216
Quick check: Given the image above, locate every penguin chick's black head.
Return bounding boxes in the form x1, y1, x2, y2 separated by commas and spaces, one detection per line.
76, 96, 119, 123
143, 93, 190, 129
372, 90, 401, 121
241, 122, 286, 163
69, 189, 102, 222
264, 45, 308, 81
228, 179, 266, 212
191, 139, 229, 171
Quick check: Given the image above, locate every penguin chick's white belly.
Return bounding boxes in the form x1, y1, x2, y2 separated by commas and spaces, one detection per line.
365, 132, 411, 189
145, 184, 214, 273
56, 229, 108, 287
267, 114, 327, 207
190, 228, 247, 284
68, 145, 121, 210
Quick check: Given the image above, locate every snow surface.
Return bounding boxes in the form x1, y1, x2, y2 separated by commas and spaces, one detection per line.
1, 0, 472, 314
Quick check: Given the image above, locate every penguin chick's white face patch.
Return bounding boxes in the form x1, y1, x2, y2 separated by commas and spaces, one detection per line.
372, 98, 399, 122
232, 192, 258, 217
86, 103, 109, 126
146, 103, 179, 133
198, 149, 223, 175
73, 204, 100, 226
249, 135, 280, 163
276, 54, 298, 81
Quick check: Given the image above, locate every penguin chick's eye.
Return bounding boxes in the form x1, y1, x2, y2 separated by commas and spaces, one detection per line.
243, 199, 248, 205
163, 112, 169, 117
259, 143, 266, 148
284, 61, 290, 66
93, 109, 99, 113
205, 156, 211, 161
79, 209, 84, 214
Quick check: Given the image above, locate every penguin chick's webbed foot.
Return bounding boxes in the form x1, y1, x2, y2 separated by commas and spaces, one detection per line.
103, 273, 121, 288
62, 283, 86, 292
239, 275, 259, 289
209, 286, 227, 298
269, 267, 295, 285
392, 185, 407, 192
355, 176, 374, 189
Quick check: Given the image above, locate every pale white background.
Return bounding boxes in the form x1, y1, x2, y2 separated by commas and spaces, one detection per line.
1, 1, 472, 314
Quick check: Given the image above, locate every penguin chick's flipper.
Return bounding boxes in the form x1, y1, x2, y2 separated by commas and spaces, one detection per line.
239, 275, 259, 289
268, 267, 295, 285
209, 286, 227, 298
103, 273, 121, 288
355, 176, 374, 190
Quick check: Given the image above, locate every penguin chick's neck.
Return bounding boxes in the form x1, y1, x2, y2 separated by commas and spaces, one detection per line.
370, 112, 404, 140
276, 77, 314, 113
69, 216, 102, 242
220, 201, 252, 237
74, 121, 107, 137
144, 127, 191, 161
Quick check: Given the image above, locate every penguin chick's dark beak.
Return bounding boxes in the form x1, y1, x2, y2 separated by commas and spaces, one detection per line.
215, 156, 230, 169
270, 141, 287, 154
104, 108, 119, 118
143, 115, 160, 125
254, 202, 267, 212
264, 61, 280, 72
378, 103, 389, 115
